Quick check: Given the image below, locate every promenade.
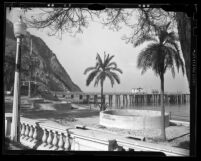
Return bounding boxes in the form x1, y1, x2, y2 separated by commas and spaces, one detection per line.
4, 96, 190, 153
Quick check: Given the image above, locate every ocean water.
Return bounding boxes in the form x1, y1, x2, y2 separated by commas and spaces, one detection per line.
106, 103, 190, 122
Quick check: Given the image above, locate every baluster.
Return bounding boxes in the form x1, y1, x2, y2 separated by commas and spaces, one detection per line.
28, 125, 34, 141
33, 126, 38, 141
24, 124, 30, 139
52, 131, 58, 150
42, 128, 48, 145
58, 133, 64, 150
64, 135, 71, 151
20, 123, 25, 139
47, 130, 53, 147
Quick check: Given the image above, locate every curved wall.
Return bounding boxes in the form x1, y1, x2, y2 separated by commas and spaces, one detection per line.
100, 109, 169, 130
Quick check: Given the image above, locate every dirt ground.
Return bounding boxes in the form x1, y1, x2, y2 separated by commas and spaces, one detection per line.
4, 97, 190, 150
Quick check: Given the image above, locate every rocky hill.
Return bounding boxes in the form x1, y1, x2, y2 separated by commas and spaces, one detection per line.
4, 19, 82, 94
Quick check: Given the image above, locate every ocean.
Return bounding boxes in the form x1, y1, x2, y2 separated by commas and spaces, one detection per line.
105, 103, 190, 122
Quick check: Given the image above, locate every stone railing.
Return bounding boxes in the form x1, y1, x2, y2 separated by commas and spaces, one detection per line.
20, 118, 39, 149
36, 123, 72, 151
5, 113, 112, 151
5, 113, 190, 156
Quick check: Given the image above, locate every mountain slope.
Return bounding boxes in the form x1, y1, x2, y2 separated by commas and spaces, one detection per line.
4, 19, 82, 93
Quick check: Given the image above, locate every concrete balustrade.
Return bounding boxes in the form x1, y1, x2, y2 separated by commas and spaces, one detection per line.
20, 123, 25, 139
41, 128, 48, 146
46, 130, 53, 149
57, 133, 64, 150
64, 131, 72, 151
5, 113, 189, 156
20, 118, 39, 148
36, 123, 73, 151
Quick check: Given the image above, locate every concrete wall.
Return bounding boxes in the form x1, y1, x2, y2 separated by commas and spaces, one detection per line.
5, 113, 189, 156
100, 110, 169, 130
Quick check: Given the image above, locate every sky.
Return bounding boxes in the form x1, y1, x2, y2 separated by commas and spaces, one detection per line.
6, 8, 190, 93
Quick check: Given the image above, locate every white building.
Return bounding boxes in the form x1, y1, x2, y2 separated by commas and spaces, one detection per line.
131, 88, 144, 94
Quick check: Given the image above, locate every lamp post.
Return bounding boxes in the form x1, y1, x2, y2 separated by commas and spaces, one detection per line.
10, 16, 27, 142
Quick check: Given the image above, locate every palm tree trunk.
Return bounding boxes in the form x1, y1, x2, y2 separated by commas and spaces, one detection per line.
160, 74, 166, 140
100, 81, 103, 111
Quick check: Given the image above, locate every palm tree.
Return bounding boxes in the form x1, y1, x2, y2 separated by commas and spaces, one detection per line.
136, 22, 185, 140
84, 52, 123, 111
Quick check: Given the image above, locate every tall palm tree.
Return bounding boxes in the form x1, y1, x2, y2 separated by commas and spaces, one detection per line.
136, 22, 185, 140
84, 52, 123, 111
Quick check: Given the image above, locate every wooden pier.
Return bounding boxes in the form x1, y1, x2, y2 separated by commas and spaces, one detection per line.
52, 91, 190, 106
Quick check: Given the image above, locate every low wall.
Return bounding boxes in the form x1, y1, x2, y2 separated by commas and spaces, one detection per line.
4, 113, 189, 156
100, 109, 169, 130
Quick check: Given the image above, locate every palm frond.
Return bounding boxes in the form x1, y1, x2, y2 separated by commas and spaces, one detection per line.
109, 71, 121, 84
86, 70, 99, 86
165, 40, 180, 54
138, 43, 168, 76
94, 72, 105, 87
83, 66, 97, 75
108, 62, 117, 68
174, 51, 185, 75
103, 52, 107, 63
134, 34, 158, 47
171, 66, 175, 78
96, 53, 103, 67
137, 43, 158, 71
163, 48, 175, 78
106, 67, 123, 74
105, 71, 115, 87
104, 54, 115, 67
165, 45, 185, 75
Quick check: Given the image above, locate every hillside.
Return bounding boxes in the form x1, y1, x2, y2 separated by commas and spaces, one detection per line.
4, 19, 82, 95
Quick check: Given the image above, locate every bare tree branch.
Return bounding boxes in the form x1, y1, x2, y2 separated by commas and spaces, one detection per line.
23, 8, 100, 38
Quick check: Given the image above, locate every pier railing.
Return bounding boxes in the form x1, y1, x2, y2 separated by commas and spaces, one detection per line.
52, 91, 190, 105
5, 113, 189, 156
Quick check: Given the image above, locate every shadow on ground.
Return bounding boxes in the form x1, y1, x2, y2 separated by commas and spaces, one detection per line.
176, 141, 190, 149
4, 137, 30, 150
5, 102, 100, 121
